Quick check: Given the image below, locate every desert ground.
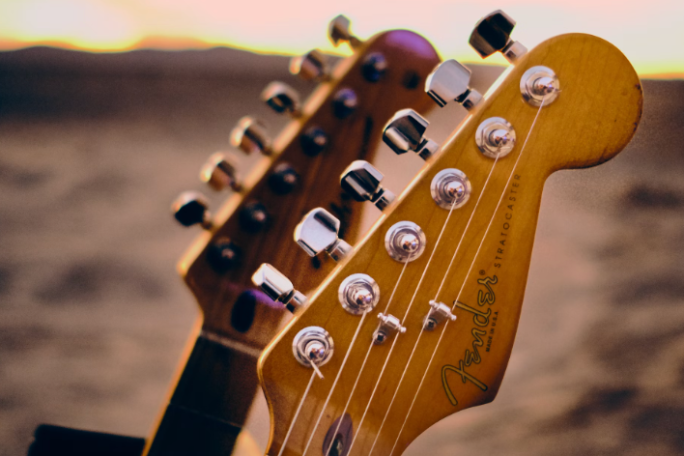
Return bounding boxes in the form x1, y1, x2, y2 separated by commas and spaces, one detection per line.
0, 46, 683, 455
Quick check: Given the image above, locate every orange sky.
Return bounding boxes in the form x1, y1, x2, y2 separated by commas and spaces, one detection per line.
0, 0, 682, 77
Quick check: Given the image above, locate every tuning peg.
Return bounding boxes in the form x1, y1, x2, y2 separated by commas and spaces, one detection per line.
171, 191, 212, 229
425, 59, 483, 111
289, 49, 329, 82
199, 152, 241, 192
261, 81, 301, 117
328, 14, 363, 49
382, 108, 439, 160
294, 208, 352, 262
340, 160, 395, 211
239, 201, 269, 232
469, 9, 527, 63
252, 263, 307, 313
268, 162, 300, 194
230, 116, 272, 156
332, 88, 358, 119
300, 126, 329, 156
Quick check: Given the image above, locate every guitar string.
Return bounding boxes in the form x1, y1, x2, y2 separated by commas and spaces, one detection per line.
322, 260, 411, 456
388, 98, 546, 455
367, 145, 504, 456
276, 371, 317, 456
348, 190, 463, 456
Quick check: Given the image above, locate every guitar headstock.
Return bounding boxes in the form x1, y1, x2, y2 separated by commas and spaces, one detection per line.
258, 12, 643, 456
174, 16, 441, 348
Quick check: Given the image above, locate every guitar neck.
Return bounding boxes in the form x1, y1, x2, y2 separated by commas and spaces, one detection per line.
143, 328, 261, 456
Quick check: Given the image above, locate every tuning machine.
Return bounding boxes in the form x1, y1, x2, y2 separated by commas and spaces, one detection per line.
290, 49, 329, 82
252, 263, 306, 313
340, 160, 395, 211
294, 208, 352, 262
383, 109, 438, 160
261, 81, 302, 117
230, 116, 272, 156
171, 191, 212, 230
426, 60, 482, 111
200, 152, 241, 192
469, 9, 527, 63
328, 14, 363, 49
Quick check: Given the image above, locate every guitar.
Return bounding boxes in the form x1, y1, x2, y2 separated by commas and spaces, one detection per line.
255, 10, 643, 456
143, 15, 441, 456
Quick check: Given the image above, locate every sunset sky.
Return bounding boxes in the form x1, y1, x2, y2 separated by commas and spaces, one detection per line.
0, 0, 681, 76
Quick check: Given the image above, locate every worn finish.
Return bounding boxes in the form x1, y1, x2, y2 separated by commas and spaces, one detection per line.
259, 34, 642, 456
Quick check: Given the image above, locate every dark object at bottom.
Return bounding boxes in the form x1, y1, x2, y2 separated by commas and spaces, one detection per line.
28, 424, 145, 456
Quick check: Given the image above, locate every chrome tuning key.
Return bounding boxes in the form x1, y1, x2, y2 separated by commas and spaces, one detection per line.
328, 14, 362, 49
338, 273, 380, 315
373, 313, 406, 345
261, 81, 301, 117
294, 208, 352, 261
382, 109, 438, 160
230, 116, 272, 156
423, 300, 457, 331
469, 9, 527, 63
252, 263, 307, 313
171, 191, 212, 230
200, 152, 241, 192
340, 160, 395, 211
385, 221, 427, 262
425, 59, 483, 111
475, 117, 516, 159
290, 49, 329, 82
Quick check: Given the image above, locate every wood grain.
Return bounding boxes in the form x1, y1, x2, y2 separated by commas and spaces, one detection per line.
259, 33, 643, 456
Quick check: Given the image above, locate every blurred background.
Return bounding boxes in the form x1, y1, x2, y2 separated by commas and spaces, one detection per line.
1, 1, 683, 455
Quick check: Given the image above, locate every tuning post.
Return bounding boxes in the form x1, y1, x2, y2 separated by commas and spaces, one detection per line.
382, 109, 439, 160
520, 66, 560, 106
469, 9, 527, 63
261, 81, 302, 117
292, 326, 334, 379
332, 88, 358, 119
423, 300, 457, 331
385, 221, 427, 262
430, 169, 472, 210
268, 162, 300, 194
338, 273, 380, 315
230, 116, 272, 156
300, 126, 329, 156
475, 117, 517, 159
171, 191, 212, 230
328, 14, 363, 49
373, 313, 406, 345
361, 52, 388, 82
425, 59, 482, 111
252, 263, 307, 313
294, 208, 352, 262
239, 201, 269, 232
200, 152, 241, 192
340, 160, 395, 211
290, 49, 329, 82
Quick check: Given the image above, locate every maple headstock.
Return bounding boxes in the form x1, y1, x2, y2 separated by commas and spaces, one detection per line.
258, 30, 642, 456
177, 23, 440, 348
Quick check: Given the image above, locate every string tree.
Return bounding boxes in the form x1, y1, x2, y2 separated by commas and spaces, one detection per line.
425, 59, 483, 111
171, 191, 212, 230
230, 116, 272, 156
382, 108, 439, 160
328, 14, 363, 50
373, 313, 406, 345
199, 152, 241, 192
340, 160, 395, 211
252, 263, 307, 313
423, 300, 457, 331
469, 9, 527, 63
294, 208, 352, 262
261, 81, 302, 117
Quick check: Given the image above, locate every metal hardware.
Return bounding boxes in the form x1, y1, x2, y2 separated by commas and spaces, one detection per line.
206, 237, 241, 272
425, 59, 482, 111
332, 88, 358, 119
475, 117, 516, 159
252, 263, 307, 313
200, 152, 241, 192
171, 191, 212, 229
469, 9, 527, 63
361, 52, 387, 82
328, 14, 362, 49
268, 162, 299, 194
294, 208, 352, 261
290, 49, 329, 82
239, 201, 269, 232
385, 221, 426, 262
423, 300, 457, 331
292, 326, 334, 378
261, 81, 301, 116
340, 160, 395, 211
382, 109, 439, 160
301, 126, 329, 156
373, 313, 406, 345
430, 169, 472, 210
338, 273, 380, 315
230, 116, 271, 155
520, 65, 560, 106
